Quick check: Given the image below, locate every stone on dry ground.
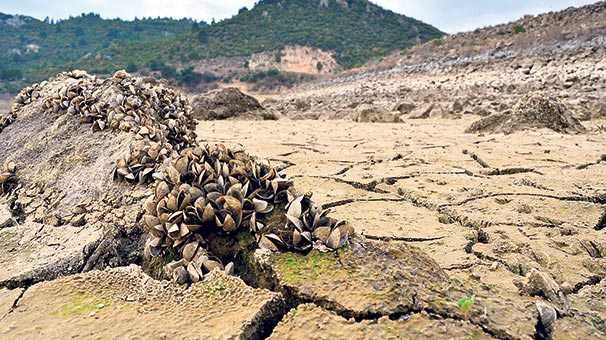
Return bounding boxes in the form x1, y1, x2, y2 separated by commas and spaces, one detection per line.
199, 119, 606, 338
0, 222, 103, 288
191, 87, 273, 120
0, 204, 14, 228
553, 279, 606, 339
269, 304, 494, 340
553, 280, 606, 340
0, 265, 285, 339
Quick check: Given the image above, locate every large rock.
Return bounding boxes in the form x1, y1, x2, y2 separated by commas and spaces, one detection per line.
0, 265, 285, 339
352, 104, 398, 123
409, 103, 435, 119
191, 87, 273, 120
466, 94, 586, 134
269, 304, 494, 339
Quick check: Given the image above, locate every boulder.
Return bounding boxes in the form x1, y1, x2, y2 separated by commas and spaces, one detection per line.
409, 103, 435, 119
394, 102, 416, 114
191, 87, 269, 120
466, 94, 586, 134
353, 104, 397, 123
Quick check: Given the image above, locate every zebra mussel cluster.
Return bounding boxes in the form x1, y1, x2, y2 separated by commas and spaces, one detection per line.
10, 70, 197, 185
142, 143, 350, 283
40, 70, 194, 147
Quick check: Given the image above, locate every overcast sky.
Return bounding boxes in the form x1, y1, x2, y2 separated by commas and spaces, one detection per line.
0, 0, 599, 33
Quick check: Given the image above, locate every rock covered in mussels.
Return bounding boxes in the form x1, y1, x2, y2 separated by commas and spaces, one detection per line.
9, 70, 197, 185
0, 112, 16, 133
6, 69, 351, 285
142, 143, 351, 283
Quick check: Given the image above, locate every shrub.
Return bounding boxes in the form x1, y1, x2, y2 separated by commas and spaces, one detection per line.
513, 25, 526, 34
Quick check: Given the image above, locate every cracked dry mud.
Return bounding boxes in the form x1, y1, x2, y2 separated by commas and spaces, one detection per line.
1, 266, 285, 339
1, 115, 605, 340
196, 118, 606, 339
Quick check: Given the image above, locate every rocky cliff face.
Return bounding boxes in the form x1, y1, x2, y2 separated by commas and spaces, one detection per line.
249, 45, 339, 75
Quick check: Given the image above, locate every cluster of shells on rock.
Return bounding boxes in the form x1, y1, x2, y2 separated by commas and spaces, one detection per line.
0, 162, 18, 197
259, 192, 349, 253
1, 82, 41, 133
43, 70, 194, 144
112, 138, 175, 184
7, 69, 350, 284
11, 82, 43, 112
10, 70, 198, 185
142, 142, 350, 283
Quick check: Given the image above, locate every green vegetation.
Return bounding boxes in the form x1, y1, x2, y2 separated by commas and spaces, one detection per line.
513, 24, 527, 34
0, 0, 443, 92
240, 69, 314, 90
457, 295, 476, 315
0, 12, 201, 90
201, 0, 443, 68
201, 278, 229, 299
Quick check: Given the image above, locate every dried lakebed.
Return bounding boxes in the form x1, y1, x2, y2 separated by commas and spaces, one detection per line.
1, 117, 605, 339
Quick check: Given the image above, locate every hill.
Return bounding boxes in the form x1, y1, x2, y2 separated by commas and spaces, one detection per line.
0, 0, 443, 92
260, 1, 606, 123
0, 13, 201, 92
197, 0, 442, 68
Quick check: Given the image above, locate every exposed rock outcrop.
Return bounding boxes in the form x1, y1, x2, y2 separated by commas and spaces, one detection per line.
466, 94, 586, 134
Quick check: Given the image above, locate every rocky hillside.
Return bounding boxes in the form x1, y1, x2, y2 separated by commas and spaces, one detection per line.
371, 0, 606, 72
265, 1, 606, 123
0, 0, 443, 93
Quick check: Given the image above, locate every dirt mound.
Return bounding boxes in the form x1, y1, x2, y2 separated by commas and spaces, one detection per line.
191, 88, 276, 120
466, 94, 586, 134
1, 69, 196, 223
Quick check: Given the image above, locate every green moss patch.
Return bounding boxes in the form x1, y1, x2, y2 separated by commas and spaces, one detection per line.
274, 251, 344, 286
52, 294, 109, 318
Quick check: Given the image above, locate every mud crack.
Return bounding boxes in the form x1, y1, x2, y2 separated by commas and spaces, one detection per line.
442, 192, 606, 207
0, 287, 26, 322
323, 197, 408, 209
595, 210, 606, 230
363, 234, 445, 242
